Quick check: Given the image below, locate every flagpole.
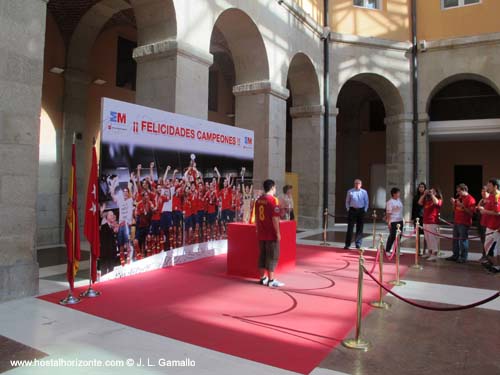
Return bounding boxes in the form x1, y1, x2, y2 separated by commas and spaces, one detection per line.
81, 137, 101, 298
80, 250, 101, 297
60, 132, 81, 305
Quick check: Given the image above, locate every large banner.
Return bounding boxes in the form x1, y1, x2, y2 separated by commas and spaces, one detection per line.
98, 98, 254, 277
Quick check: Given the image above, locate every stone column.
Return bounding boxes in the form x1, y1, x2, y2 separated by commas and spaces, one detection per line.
328, 108, 339, 226
133, 40, 213, 119
60, 68, 91, 241
0, 0, 48, 300
233, 81, 289, 190
289, 105, 324, 229
416, 113, 430, 185
385, 114, 414, 221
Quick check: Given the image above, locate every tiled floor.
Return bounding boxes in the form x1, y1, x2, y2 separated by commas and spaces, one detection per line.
0, 336, 47, 374
1, 225, 499, 375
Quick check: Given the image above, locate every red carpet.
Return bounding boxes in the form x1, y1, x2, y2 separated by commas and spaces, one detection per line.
39, 246, 408, 374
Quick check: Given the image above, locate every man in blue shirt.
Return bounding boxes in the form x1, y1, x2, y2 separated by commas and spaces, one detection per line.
344, 179, 369, 249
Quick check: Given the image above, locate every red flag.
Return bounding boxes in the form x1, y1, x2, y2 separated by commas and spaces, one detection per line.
84, 144, 100, 282
64, 141, 80, 290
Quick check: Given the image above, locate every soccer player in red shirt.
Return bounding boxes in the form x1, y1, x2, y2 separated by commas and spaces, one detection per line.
477, 178, 500, 273
205, 184, 218, 238
134, 192, 153, 258
255, 179, 284, 287
448, 184, 476, 263
221, 177, 234, 223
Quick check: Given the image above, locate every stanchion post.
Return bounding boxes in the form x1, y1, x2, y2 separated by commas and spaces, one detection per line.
371, 210, 377, 248
370, 235, 391, 309
320, 208, 330, 246
389, 224, 406, 286
437, 225, 443, 257
342, 248, 372, 351
80, 251, 101, 298
411, 218, 423, 270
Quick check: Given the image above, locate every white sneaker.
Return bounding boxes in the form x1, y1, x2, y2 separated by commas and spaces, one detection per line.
427, 255, 439, 261
268, 279, 285, 288
259, 276, 269, 286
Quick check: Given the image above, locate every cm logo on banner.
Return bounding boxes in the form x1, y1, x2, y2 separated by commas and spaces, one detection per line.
110, 111, 127, 124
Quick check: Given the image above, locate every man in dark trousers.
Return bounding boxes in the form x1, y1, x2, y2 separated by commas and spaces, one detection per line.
255, 179, 284, 288
344, 179, 369, 249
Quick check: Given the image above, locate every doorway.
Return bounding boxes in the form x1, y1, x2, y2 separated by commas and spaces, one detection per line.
454, 165, 483, 202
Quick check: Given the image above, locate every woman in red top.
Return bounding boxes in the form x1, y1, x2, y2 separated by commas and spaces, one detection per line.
418, 187, 443, 261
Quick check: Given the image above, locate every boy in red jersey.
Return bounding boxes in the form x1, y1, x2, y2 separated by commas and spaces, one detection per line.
477, 178, 500, 273
449, 184, 476, 263
255, 179, 283, 287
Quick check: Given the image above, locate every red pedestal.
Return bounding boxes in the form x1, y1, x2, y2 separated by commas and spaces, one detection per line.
227, 221, 296, 279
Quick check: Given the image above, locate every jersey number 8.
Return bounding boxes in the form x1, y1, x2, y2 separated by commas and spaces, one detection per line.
259, 205, 265, 221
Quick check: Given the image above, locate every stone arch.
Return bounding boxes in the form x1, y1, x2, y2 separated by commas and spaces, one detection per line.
336, 73, 410, 220
211, 8, 270, 85
131, 0, 176, 45
425, 73, 500, 114
60, 0, 178, 239
341, 73, 405, 117
67, 0, 176, 72
208, 8, 286, 189
286, 52, 322, 228
287, 52, 321, 107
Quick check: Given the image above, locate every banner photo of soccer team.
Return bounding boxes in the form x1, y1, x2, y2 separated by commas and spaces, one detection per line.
99, 98, 254, 275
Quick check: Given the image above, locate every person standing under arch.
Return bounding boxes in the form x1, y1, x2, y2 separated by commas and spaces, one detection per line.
344, 179, 369, 249
386, 187, 404, 254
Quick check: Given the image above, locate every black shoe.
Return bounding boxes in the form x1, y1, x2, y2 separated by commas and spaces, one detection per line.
343, 246, 350, 249
482, 260, 493, 268
445, 256, 458, 261
456, 258, 466, 264
355, 245, 361, 249
487, 266, 500, 274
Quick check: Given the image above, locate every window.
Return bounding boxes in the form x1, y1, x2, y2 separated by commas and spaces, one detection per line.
116, 37, 137, 90
208, 70, 219, 112
353, 0, 381, 10
442, 0, 480, 9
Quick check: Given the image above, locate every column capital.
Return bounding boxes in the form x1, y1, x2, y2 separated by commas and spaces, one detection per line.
384, 113, 413, 126
418, 113, 430, 123
233, 81, 290, 101
328, 106, 339, 116
290, 105, 324, 118
133, 39, 213, 67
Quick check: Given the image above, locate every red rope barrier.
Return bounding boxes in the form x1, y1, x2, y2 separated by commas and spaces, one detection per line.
384, 237, 398, 262
368, 246, 380, 274
401, 229, 417, 239
363, 267, 500, 311
419, 226, 493, 241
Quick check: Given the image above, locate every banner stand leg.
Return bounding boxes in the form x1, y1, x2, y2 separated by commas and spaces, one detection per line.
60, 288, 81, 305
80, 251, 101, 298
